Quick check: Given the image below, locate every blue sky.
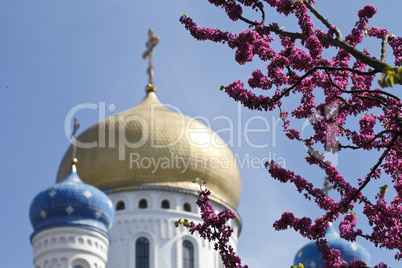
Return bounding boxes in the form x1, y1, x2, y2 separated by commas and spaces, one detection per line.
1, 1, 401, 267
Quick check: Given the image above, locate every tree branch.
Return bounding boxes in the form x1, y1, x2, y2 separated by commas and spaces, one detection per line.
339, 129, 396, 150
324, 69, 401, 101
236, 1, 390, 72
349, 131, 402, 202
305, 2, 342, 41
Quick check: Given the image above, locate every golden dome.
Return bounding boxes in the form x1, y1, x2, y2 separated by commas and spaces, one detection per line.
56, 88, 242, 209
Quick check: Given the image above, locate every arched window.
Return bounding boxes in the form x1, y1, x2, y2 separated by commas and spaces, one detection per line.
183, 202, 191, 212
116, 201, 125, 211
139, 199, 148, 209
161, 199, 170, 209
136, 237, 150, 268
182, 240, 194, 268
72, 258, 90, 268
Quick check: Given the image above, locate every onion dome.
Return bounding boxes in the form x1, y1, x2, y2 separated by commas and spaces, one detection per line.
293, 223, 371, 267
56, 87, 242, 210
30, 160, 115, 240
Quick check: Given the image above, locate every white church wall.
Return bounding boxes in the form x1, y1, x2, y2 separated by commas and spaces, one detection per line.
107, 190, 240, 268
32, 226, 110, 268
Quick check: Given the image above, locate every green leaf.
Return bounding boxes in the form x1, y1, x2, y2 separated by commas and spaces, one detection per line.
380, 184, 388, 195
389, 73, 395, 84
378, 78, 385, 87
387, 79, 393, 88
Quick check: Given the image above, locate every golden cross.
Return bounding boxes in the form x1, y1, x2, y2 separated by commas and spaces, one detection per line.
70, 117, 80, 159
322, 177, 334, 197
142, 29, 159, 87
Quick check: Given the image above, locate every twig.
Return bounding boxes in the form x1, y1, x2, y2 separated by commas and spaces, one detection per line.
381, 34, 391, 63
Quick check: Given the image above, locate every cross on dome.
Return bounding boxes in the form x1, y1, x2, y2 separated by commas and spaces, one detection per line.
322, 177, 334, 197
142, 29, 159, 92
70, 117, 80, 170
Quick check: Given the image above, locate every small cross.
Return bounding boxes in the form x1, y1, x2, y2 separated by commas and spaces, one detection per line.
322, 177, 334, 197
142, 29, 159, 87
70, 117, 80, 159
70, 117, 80, 140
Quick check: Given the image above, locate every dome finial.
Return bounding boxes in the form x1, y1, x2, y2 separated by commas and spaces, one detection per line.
69, 117, 80, 171
142, 29, 159, 93
71, 158, 78, 172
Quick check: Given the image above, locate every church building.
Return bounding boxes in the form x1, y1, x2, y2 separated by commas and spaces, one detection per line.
29, 30, 372, 268
29, 30, 242, 268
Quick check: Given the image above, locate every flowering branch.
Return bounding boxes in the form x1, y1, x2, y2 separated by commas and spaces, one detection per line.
175, 179, 247, 268
181, 0, 402, 266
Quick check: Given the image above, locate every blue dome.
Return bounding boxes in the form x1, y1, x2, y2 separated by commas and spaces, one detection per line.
29, 165, 115, 240
294, 224, 370, 268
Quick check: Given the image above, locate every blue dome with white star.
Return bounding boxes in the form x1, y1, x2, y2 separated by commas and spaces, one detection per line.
293, 224, 370, 267
29, 162, 115, 241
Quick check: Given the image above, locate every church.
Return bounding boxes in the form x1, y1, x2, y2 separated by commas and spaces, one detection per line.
29, 30, 242, 268
29, 30, 370, 268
